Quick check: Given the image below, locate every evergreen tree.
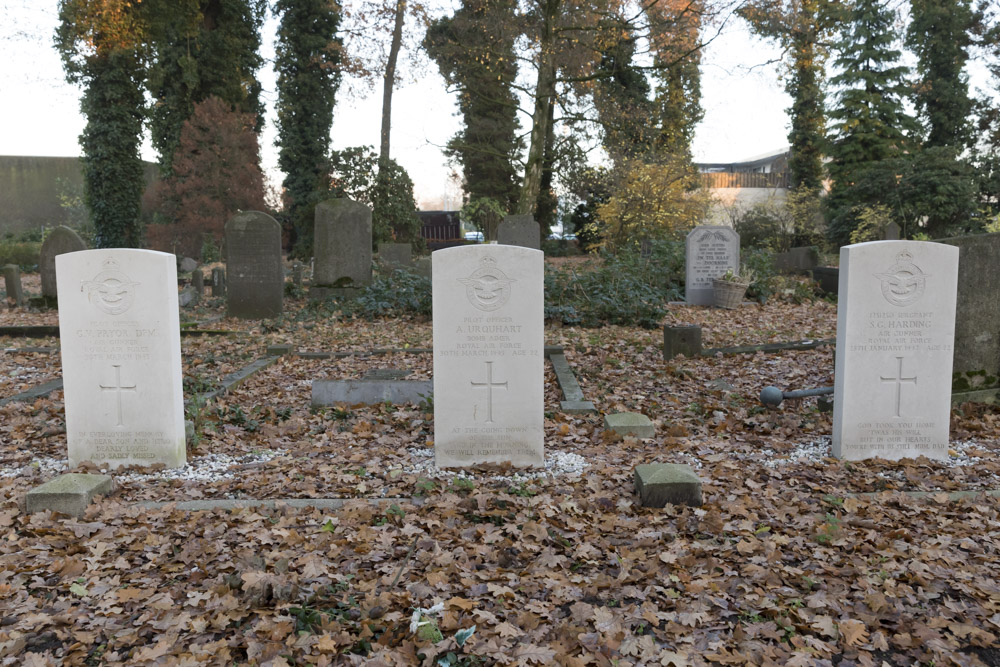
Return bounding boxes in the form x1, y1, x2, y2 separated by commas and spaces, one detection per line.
592, 26, 655, 165
146, 0, 265, 174
742, 0, 839, 192
55, 0, 148, 248
424, 0, 521, 212
274, 0, 343, 256
907, 0, 974, 149
825, 0, 918, 244
646, 0, 703, 160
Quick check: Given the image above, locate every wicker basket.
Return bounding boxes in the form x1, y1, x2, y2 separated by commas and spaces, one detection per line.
712, 279, 749, 309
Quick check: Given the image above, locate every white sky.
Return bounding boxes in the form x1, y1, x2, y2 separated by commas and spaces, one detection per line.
0, 1, 790, 209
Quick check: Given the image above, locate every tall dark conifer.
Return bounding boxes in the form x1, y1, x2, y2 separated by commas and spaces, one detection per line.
55, 0, 148, 248
424, 0, 521, 211
907, 0, 974, 149
274, 0, 343, 256
825, 0, 917, 244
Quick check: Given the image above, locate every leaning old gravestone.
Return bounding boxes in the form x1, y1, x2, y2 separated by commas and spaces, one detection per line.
685, 226, 739, 305
225, 211, 283, 319
833, 241, 958, 461
312, 199, 372, 299
497, 214, 540, 250
40, 226, 87, 302
433, 245, 544, 467
56, 249, 186, 468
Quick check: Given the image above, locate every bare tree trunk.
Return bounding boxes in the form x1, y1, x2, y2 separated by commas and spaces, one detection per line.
517, 0, 558, 215
380, 0, 406, 169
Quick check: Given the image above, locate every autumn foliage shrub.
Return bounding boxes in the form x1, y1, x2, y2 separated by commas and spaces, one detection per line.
147, 96, 268, 259
594, 157, 709, 252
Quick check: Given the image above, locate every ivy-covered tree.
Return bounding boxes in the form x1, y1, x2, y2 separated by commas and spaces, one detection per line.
55, 0, 148, 248
145, 0, 265, 174
592, 25, 656, 166
424, 0, 521, 212
907, 0, 974, 149
825, 0, 918, 244
274, 0, 343, 256
646, 0, 704, 160
148, 96, 267, 258
742, 0, 839, 192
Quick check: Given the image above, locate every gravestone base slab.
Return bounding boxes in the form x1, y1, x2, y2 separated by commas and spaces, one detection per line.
606, 412, 655, 438
634, 464, 702, 508
663, 325, 702, 359
312, 379, 433, 407
26, 473, 114, 517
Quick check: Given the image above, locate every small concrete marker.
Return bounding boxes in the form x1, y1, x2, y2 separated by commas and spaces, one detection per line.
26, 473, 114, 517
663, 324, 702, 359
634, 464, 702, 508
605, 412, 655, 439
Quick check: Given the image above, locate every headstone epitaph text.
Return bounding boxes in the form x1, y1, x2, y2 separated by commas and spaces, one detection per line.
685, 226, 739, 305
433, 245, 544, 467
57, 249, 186, 468
833, 241, 958, 461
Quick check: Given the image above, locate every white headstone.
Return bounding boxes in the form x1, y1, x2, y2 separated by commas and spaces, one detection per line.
57, 249, 186, 469
432, 245, 544, 467
685, 226, 739, 305
833, 241, 958, 461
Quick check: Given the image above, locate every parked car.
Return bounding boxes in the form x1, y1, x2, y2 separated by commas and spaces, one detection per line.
464, 231, 484, 242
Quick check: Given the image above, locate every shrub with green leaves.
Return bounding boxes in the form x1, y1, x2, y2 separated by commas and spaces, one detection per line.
545, 241, 683, 328
340, 269, 432, 319
742, 248, 778, 303
0, 241, 41, 270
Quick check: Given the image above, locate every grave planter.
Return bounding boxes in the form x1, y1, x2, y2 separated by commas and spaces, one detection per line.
712, 279, 749, 309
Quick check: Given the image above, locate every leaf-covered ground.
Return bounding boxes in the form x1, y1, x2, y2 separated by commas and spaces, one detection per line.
1, 279, 999, 666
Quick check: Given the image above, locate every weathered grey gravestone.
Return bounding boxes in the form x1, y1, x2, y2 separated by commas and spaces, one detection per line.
883, 221, 901, 241
833, 241, 958, 461
192, 270, 204, 296
225, 211, 283, 319
56, 249, 186, 468
685, 226, 739, 305
433, 244, 544, 467
211, 267, 226, 297
292, 261, 303, 286
3, 264, 24, 307
40, 226, 87, 302
774, 246, 819, 274
312, 199, 372, 299
378, 243, 412, 272
497, 215, 540, 250
940, 233, 1000, 394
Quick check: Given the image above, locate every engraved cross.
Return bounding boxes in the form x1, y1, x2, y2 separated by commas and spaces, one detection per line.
470, 361, 507, 423
880, 356, 917, 418
99, 364, 137, 427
